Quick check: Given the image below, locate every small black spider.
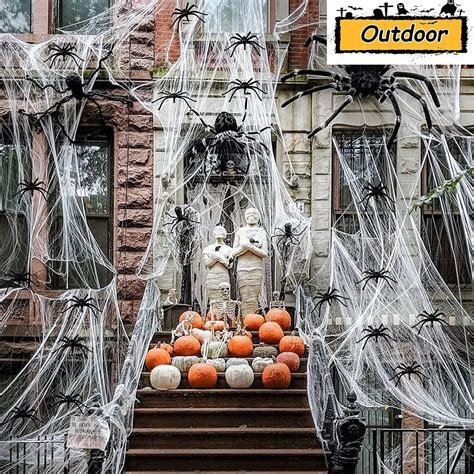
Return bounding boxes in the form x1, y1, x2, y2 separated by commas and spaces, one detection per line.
45, 43, 83, 68
171, 2, 207, 29
1, 270, 35, 293
272, 222, 306, 250
359, 182, 395, 211
53, 336, 92, 358
53, 392, 88, 413
2, 405, 42, 429
312, 287, 349, 317
390, 362, 428, 387
356, 268, 397, 290
411, 308, 450, 335
153, 90, 196, 110
13, 178, 50, 201
356, 324, 395, 350
61, 296, 101, 316
164, 205, 200, 234
223, 78, 266, 102
225, 32, 264, 57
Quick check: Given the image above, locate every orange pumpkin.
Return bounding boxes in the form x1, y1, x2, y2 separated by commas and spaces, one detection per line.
276, 352, 301, 372
259, 321, 284, 344
145, 346, 171, 370
243, 313, 265, 331
279, 332, 305, 356
158, 341, 174, 357
204, 320, 226, 331
174, 335, 201, 356
179, 309, 203, 329
206, 310, 218, 321
262, 363, 291, 389
228, 335, 253, 357
188, 363, 218, 388
265, 308, 292, 331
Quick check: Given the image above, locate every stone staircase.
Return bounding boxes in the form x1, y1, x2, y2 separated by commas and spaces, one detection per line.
124, 328, 329, 473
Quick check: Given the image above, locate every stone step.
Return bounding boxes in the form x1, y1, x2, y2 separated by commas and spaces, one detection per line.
125, 471, 328, 473
132, 407, 315, 428
124, 448, 328, 471
128, 427, 320, 450
140, 371, 307, 389
136, 388, 310, 408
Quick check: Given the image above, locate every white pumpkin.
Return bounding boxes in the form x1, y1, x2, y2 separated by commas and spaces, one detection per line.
251, 357, 274, 373
225, 358, 250, 370
191, 328, 212, 344
172, 356, 199, 373
150, 365, 181, 390
201, 340, 228, 359
204, 358, 226, 372
225, 364, 254, 389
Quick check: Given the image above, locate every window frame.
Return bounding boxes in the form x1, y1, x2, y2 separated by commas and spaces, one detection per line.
0, 0, 33, 34
54, 0, 112, 32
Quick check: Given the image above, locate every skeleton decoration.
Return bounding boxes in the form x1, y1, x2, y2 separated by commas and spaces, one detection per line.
164, 288, 178, 306
209, 282, 241, 329
171, 313, 194, 343
270, 291, 285, 309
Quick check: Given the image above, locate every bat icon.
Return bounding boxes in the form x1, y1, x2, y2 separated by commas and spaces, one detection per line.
420, 8, 434, 13
348, 5, 363, 10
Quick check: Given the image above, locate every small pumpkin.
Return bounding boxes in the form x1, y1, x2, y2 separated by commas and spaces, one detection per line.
228, 334, 253, 358
203, 358, 226, 372
150, 365, 181, 390
262, 363, 291, 389
204, 320, 227, 331
174, 335, 201, 356
145, 346, 171, 370
243, 313, 265, 331
279, 332, 305, 356
277, 352, 301, 372
252, 342, 278, 358
171, 355, 199, 373
158, 341, 174, 357
201, 340, 228, 359
179, 309, 203, 329
226, 358, 250, 370
225, 364, 255, 389
251, 357, 274, 373
259, 321, 284, 344
191, 328, 212, 344
188, 363, 218, 388
265, 308, 292, 331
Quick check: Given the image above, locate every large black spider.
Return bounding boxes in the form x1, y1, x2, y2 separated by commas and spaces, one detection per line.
19, 50, 131, 144
312, 287, 349, 317
13, 178, 50, 201
45, 43, 83, 69
164, 205, 200, 234
171, 2, 207, 29
53, 336, 92, 358
359, 182, 395, 211
390, 362, 428, 387
272, 222, 306, 252
356, 268, 397, 290
2, 405, 41, 429
1, 270, 35, 293
225, 32, 264, 57
223, 78, 266, 102
153, 90, 196, 110
356, 324, 395, 350
61, 296, 101, 317
281, 35, 440, 148
53, 392, 88, 413
411, 308, 450, 335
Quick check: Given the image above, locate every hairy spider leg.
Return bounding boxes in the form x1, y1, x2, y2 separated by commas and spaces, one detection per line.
304, 34, 328, 47
282, 83, 338, 108
308, 95, 354, 138
390, 71, 441, 107
24, 76, 67, 94
225, 84, 264, 102
281, 69, 342, 83
391, 83, 433, 130
46, 50, 84, 69
384, 90, 402, 150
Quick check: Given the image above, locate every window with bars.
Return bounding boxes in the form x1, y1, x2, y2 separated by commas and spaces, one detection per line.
0, 0, 31, 33
56, 0, 111, 30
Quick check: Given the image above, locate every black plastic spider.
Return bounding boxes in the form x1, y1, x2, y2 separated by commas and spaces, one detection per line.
359, 182, 396, 211
390, 362, 428, 387
411, 308, 450, 334
272, 223, 306, 251
356, 324, 395, 350
281, 35, 440, 148
153, 90, 196, 110
53, 392, 88, 413
312, 287, 349, 317
45, 43, 83, 68
19, 50, 131, 144
13, 178, 50, 201
53, 336, 92, 358
171, 2, 207, 29
1, 270, 35, 293
2, 405, 41, 429
356, 268, 397, 290
225, 32, 264, 57
164, 205, 200, 234
223, 78, 266, 102
61, 296, 101, 316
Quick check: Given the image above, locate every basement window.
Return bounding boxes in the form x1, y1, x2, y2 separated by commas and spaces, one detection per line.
0, 0, 32, 33
56, 0, 111, 31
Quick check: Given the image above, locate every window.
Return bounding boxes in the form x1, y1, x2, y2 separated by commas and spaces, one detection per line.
332, 129, 394, 233
50, 134, 113, 289
420, 136, 472, 287
56, 0, 111, 30
0, 0, 31, 33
